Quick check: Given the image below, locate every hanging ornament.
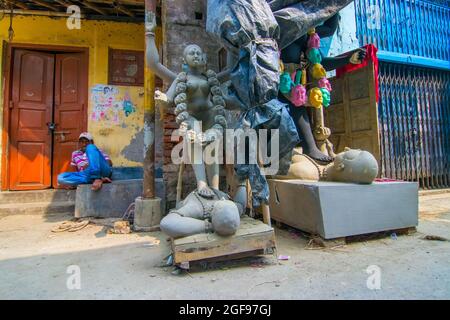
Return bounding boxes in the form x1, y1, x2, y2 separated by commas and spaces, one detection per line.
278, 27, 333, 108
309, 88, 323, 108
318, 78, 332, 92
279, 71, 294, 94
311, 63, 326, 79
290, 70, 307, 107
279, 59, 285, 73
307, 33, 321, 49
307, 28, 316, 35
320, 88, 331, 107
291, 84, 307, 107
307, 48, 322, 64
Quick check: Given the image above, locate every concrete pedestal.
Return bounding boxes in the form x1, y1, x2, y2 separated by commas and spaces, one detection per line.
133, 197, 162, 232
268, 179, 419, 239
75, 179, 142, 218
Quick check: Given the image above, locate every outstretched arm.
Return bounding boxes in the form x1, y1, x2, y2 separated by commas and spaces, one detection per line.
145, 18, 177, 83
322, 48, 367, 71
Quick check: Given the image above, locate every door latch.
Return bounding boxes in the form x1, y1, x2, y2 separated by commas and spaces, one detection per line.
47, 122, 56, 131
54, 131, 70, 142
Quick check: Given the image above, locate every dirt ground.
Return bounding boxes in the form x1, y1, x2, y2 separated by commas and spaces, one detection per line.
0, 192, 449, 300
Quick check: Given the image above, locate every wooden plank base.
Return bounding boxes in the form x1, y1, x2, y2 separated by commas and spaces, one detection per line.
172, 216, 276, 266
275, 220, 417, 247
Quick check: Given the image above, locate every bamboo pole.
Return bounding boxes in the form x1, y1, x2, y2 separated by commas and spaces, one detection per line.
143, 0, 157, 199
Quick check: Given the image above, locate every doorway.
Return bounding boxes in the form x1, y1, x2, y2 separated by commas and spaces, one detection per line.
3, 45, 88, 190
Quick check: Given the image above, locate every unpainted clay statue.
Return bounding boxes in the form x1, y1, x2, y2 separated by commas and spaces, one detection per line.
146, 17, 250, 239
160, 186, 247, 239
145, 17, 230, 200
286, 147, 379, 184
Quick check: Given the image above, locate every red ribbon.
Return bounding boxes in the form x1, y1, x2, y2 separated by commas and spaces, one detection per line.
336, 44, 379, 102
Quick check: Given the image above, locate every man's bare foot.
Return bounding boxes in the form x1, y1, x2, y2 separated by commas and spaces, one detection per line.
102, 177, 112, 183
197, 185, 215, 199
305, 148, 334, 163
91, 179, 103, 191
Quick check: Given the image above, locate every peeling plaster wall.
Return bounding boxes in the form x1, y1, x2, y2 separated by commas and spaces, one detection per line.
328, 2, 359, 57
0, 14, 147, 185
325, 2, 359, 77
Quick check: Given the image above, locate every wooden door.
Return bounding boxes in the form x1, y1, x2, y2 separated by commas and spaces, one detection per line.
52, 53, 87, 187
324, 61, 381, 163
9, 50, 54, 190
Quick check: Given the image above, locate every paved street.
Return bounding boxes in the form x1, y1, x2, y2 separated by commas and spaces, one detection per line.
0, 191, 449, 299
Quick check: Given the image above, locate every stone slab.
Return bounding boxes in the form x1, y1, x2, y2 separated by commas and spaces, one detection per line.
75, 179, 143, 218
268, 180, 419, 239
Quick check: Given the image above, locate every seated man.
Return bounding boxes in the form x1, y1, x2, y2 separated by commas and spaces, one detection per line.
58, 132, 113, 191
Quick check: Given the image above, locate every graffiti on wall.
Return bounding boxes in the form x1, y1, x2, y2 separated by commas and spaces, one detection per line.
90, 84, 137, 124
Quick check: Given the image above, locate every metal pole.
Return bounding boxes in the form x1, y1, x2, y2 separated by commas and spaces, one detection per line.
143, 0, 157, 199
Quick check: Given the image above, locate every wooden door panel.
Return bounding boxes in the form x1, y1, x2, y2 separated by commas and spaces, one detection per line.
325, 62, 381, 167
16, 142, 45, 184
9, 50, 54, 190
53, 53, 87, 187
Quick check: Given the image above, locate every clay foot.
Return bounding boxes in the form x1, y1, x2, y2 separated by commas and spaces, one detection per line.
91, 179, 103, 191
197, 185, 215, 199
101, 177, 112, 183
305, 148, 334, 163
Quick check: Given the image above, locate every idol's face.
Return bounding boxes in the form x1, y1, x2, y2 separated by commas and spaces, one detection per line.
184, 45, 205, 68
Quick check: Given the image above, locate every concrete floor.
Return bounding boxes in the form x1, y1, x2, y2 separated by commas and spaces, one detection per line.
0, 192, 449, 300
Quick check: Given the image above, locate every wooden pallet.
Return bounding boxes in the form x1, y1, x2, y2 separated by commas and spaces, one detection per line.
172, 216, 276, 268
274, 219, 417, 247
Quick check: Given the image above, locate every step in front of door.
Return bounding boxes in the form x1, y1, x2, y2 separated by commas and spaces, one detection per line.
0, 190, 75, 218
0, 201, 75, 218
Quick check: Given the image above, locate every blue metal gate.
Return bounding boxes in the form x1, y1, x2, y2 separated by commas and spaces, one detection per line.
355, 0, 450, 188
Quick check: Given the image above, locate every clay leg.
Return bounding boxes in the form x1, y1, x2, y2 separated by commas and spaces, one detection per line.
206, 163, 219, 190
188, 142, 214, 198
232, 182, 247, 215
288, 102, 333, 163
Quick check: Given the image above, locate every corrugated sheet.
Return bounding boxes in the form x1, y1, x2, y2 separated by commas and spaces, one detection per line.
355, 0, 450, 188
378, 63, 450, 188
355, 0, 449, 61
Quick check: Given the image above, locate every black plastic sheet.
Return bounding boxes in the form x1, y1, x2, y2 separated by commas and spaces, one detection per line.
206, 0, 353, 206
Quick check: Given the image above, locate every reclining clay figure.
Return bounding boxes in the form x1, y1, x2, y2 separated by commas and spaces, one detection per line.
286, 147, 379, 184
160, 187, 247, 239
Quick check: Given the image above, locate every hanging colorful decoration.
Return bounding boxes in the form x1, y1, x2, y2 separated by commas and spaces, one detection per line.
279, 27, 333, 109
309, 87, 323, 108
320, 88, 331, 108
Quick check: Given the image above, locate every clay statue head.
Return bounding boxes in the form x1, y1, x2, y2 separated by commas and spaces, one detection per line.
326, 148, 379, 184
183, 44, 207, 69
211, 200, 240, 236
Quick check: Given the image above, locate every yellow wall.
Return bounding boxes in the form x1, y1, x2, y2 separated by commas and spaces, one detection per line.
0, 14, 147, 183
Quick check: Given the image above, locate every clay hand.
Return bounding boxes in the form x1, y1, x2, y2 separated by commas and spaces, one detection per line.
154, 90, 168, 103
186, 130, 197, 143
145, 12, 157, 33
314, 126, 332, 140
350, 48, 367, 64
201, 130, 217, 146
